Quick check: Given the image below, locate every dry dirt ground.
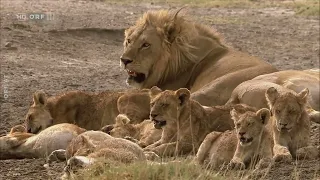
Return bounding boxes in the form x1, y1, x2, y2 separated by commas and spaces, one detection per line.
0, 0, 319, 179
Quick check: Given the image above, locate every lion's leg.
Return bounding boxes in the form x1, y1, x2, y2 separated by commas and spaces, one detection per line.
151, 142, 177, 157
195, 131, 222, 165
191, 66, 276, 106
255, 157, 273, 170
144, 139, 162, 150
273, 144, 292, 162
296, 146, 319, 160
45, 149, 66, 168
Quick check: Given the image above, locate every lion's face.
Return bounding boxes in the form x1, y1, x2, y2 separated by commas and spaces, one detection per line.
149, 87, 190, 129
231, 108, 270, 147
109, 125, 133, 138
25, 106, 53, 134
25, 91, 53, 134
121, 26, 167, 88
266, 87, 308, 132
102, 114, 136, 138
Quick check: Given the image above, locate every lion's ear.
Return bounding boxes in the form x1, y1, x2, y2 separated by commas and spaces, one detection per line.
164, 8, 184, 43
297, 88, 309, 105
101, 125, 114, 134
115, 114, 130, 126
175, 88, 190, 106
256, 108, 270, 125
150, 86, 162, 97
33, 90, 47, 106
265, 87, 279, 108
230, 108, 240, 122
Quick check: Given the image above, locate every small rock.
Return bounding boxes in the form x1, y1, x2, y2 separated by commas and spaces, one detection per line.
5, 42, 12, 47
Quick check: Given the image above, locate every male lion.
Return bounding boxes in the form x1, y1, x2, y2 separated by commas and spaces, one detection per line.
120, 9, 277, 106
196, 105, 273, 170
25, 89, 150, 133
266, 87, 319, 162
101, 114, 162, 148
0, 123, 85, 160
226, 69, 320, 123
144, 87, 234, 157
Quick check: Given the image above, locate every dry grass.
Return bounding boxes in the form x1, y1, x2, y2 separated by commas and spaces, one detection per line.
105, 0, 319, 16
72, 158, 226, 180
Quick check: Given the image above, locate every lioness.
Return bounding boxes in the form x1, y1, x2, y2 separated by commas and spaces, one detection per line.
25, 89, 150, 133
0, 123, 85, 160
266, 87, 319, 162
144, 87, 234, 157
226, 69, 320, 123
101, 114, 162, 148
120, 9, 277, 106
196, 105, 273, 170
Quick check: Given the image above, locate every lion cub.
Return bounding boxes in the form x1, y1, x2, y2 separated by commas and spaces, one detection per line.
25, 89, 150, 133
0, 123, 85, 160
144, 87, 234, 157
196, 105, 273, 170
61, 130, 146, 179
266, 87, 319, 162
101, 114, 162, 148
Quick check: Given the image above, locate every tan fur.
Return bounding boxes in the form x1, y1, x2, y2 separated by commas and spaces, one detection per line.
120, 10, 277, 106
65, 131, 146, 162
226, 69, 320, 123
196, 106, 273, 170
9, 125, 27, 134
266, 87, 319, 162
102, 114, 162, 148
0, 123, 85, 159
144, 87, 234, 157
25, 89, 150, 133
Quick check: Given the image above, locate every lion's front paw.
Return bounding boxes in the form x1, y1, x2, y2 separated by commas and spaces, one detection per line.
255, 158, 273, 169
296, 146, 319, 160
273, 153, 292, 163
228, 159, 245, 170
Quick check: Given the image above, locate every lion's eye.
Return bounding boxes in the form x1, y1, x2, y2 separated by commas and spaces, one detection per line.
276, 110, 281, 114
127, 39, 131, 44
288, 109, 296, 114
141, 43, 150, 48
236, 123, 241, 128
150, 102, 155, 107
161, 103, 168, 108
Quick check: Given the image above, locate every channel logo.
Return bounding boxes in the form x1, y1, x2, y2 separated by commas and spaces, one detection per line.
16, 13, 54, 21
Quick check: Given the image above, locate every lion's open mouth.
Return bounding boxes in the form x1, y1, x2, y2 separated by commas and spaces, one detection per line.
126, 69, 146, 83
239, 137, 253, 144
152, 119, 167, 129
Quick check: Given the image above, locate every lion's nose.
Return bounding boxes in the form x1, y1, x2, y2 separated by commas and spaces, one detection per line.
239, 132, 246, 136
280, 123, 287, 127
150, 113, 158, 119
120, 57, 133, 65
